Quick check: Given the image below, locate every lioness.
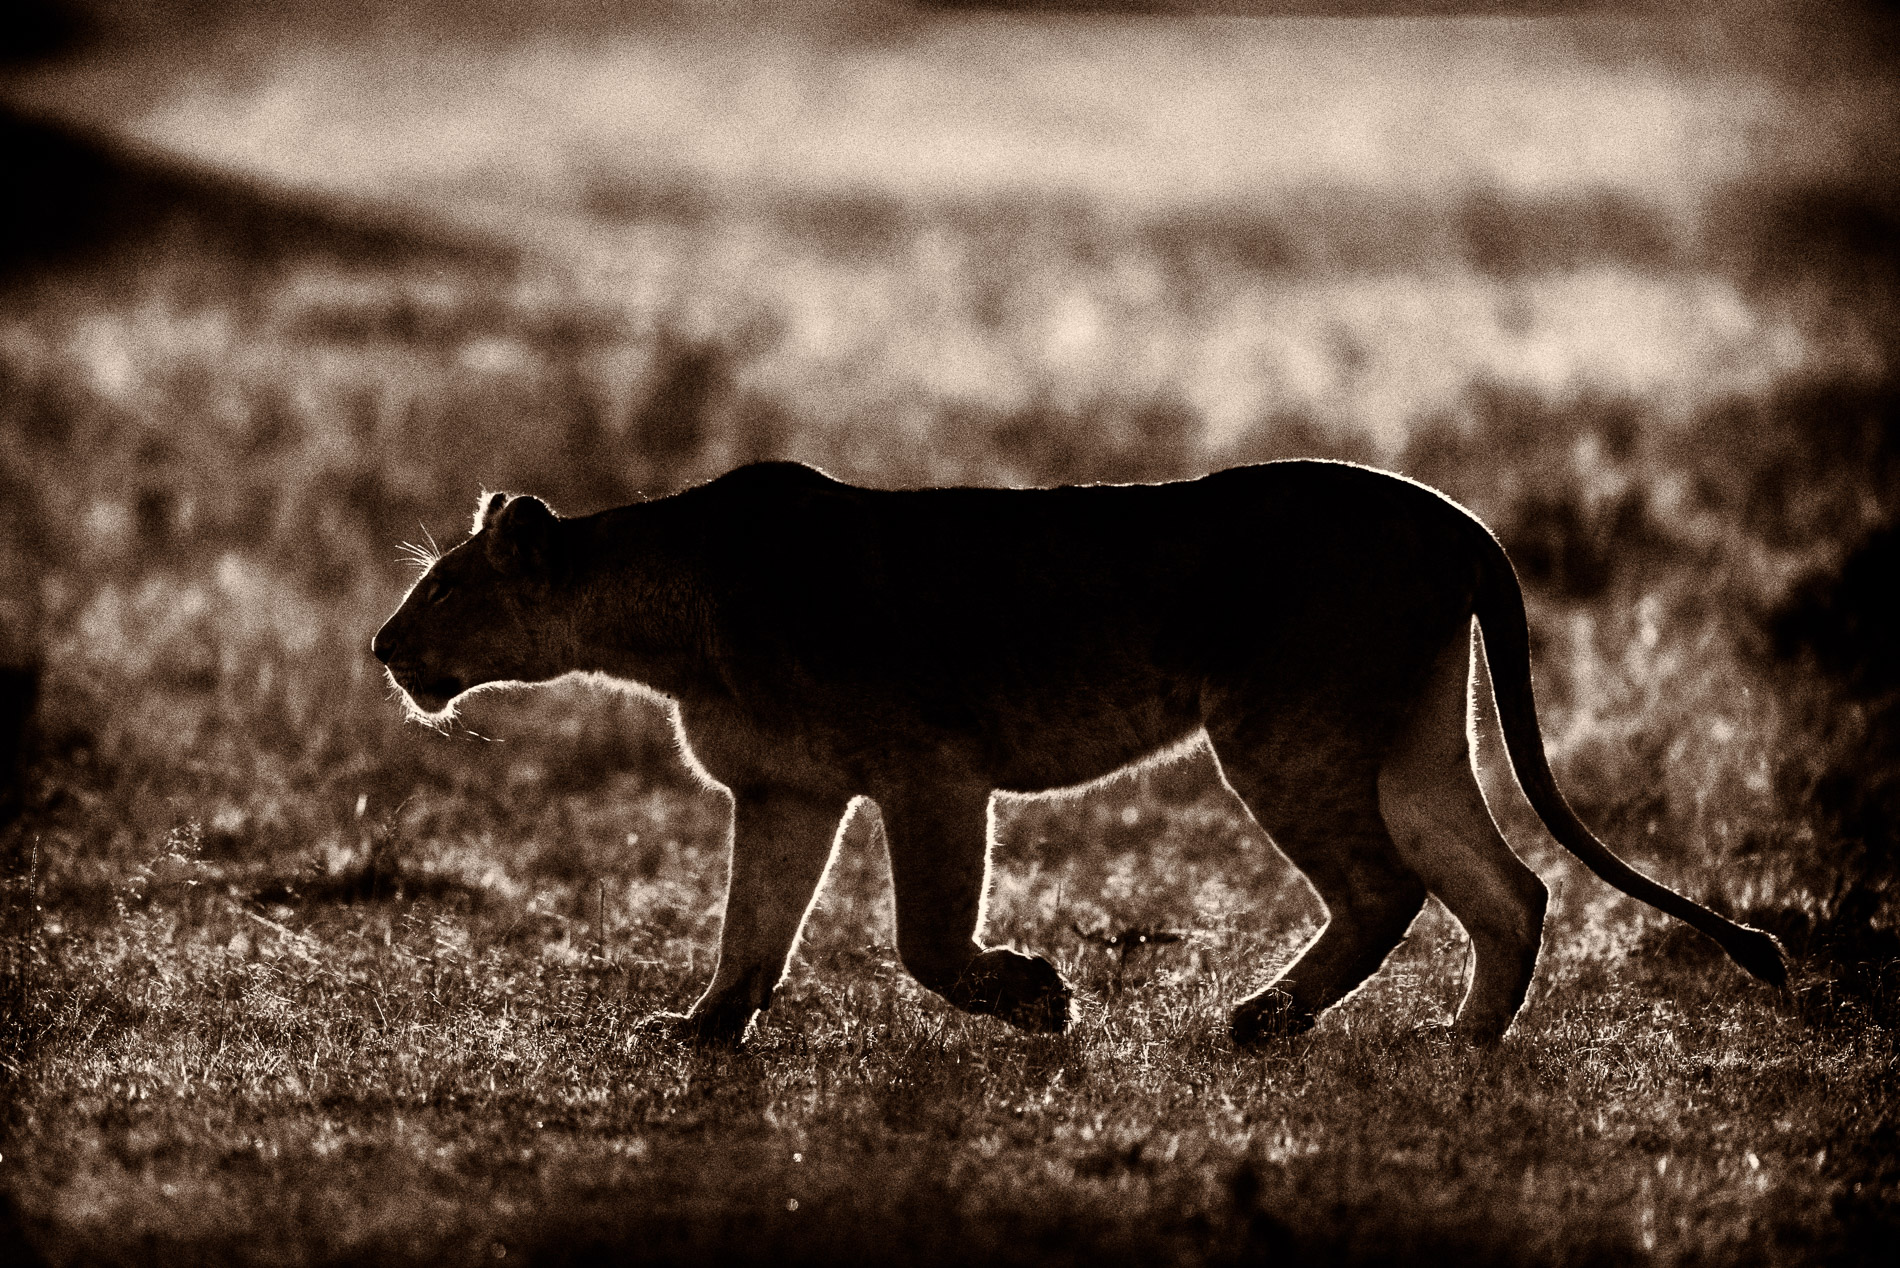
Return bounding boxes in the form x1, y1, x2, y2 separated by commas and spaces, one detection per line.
372, 460, 1785, 1046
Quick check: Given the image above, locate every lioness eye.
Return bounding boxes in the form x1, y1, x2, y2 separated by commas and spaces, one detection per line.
423, 578, 451, 605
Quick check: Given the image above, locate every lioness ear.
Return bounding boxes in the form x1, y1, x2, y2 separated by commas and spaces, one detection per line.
483, 494, 558, 575
473, 490, 510, 537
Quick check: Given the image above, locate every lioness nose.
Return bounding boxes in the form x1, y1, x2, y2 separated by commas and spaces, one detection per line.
371, 630, 392, 664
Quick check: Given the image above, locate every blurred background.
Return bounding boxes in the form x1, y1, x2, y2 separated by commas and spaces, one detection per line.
0, 0, 1897, 1017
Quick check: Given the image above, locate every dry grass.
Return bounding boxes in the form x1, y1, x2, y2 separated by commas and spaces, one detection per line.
4, 761, 1892, 1266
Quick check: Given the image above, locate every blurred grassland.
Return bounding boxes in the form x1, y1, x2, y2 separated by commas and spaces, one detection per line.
2, 6, 1899, 1266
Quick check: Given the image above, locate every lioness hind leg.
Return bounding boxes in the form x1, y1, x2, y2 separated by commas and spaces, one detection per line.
1378, 632, 1548, 1044
1214, 747, 1428, 1045
877, 784, 1071, 1033
685, 785, 852, 1045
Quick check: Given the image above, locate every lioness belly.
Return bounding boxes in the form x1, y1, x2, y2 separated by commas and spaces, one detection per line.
877, 664, 1208, 794
983, 694, 1205, 793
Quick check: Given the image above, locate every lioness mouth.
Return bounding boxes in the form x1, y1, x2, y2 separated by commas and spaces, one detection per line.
416, 677, 464, 707
393, 672, 463, 714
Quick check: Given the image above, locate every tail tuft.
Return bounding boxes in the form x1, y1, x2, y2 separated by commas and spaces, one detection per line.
1724, 925, 1790, 990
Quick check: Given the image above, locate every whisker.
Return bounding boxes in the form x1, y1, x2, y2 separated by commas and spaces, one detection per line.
397, 539, 439, 575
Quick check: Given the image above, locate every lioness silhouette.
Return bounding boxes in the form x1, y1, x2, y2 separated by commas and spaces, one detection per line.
373, 461, 1785, 1046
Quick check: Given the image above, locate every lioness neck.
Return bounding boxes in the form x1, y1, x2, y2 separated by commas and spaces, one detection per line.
561, 504, 715, 699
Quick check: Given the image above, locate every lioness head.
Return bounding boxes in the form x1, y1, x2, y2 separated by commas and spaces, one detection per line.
372, 491, 571, 721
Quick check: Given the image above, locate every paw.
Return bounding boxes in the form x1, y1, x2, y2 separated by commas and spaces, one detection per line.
633, 1006, 752, 1050
1447, 1016, 1513, 1049
1231, 990, 1316, 1048
951, 948, 1072, 1034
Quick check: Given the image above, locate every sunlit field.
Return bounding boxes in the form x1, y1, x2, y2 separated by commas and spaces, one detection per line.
1, 4, 1897, 1265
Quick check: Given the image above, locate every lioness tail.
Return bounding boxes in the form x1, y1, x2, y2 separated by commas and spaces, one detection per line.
1470, 530, 1788, 989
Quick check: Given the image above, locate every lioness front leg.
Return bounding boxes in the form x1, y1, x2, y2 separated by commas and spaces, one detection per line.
682, 784, 850, 1045
878, 784, 1071, 1033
